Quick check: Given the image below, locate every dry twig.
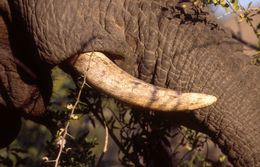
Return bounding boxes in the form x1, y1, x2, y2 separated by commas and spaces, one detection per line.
96, 120, 109, 166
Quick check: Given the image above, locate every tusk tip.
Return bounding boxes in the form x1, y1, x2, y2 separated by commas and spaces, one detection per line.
180, 93, 217, 111
190, 94, 217, 110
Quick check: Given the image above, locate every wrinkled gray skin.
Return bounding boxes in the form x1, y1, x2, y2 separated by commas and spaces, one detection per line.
0, 0, 259, 166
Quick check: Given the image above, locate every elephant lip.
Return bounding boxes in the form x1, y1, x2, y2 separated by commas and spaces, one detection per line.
69, 52, 217, 111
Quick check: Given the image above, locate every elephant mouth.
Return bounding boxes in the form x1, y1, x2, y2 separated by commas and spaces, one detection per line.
69, 52, 217, 111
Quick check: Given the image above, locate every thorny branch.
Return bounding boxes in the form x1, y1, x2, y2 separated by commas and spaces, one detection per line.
217, 6, 260, 51
232, 33, 259, 51
44, 75, 87, 167
45, 52, 111, 167
218, 1, 260, 39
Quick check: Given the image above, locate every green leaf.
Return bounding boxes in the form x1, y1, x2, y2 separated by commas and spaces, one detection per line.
220, 1, 227, 7
235, 5, 240, 11
233, 0, 239, 11
248, 1, 253, 9
240, 5, 246, 12
197, 154, 205, 162
219, 155, 226, 162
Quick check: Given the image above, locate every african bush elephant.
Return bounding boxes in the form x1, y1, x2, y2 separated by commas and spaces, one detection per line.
0, 0, 259, 167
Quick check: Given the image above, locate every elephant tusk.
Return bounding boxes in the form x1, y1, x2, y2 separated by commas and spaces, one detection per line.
69, 52, 217, 111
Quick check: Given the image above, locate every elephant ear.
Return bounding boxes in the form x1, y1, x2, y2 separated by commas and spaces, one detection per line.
0, 15, 46, 117
0, 15, 44, 148
69, 52, 217, 111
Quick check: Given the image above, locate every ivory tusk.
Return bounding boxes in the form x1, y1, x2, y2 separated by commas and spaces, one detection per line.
69, 52, 217, 111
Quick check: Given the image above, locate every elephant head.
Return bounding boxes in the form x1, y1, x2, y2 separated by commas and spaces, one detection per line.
0, 0, 259, 166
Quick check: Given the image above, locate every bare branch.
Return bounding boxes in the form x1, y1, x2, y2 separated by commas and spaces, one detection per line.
96, 120, 109, 167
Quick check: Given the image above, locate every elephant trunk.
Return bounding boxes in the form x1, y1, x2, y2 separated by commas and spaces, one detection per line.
122, 3, 260, 166
147, 14, 260, 167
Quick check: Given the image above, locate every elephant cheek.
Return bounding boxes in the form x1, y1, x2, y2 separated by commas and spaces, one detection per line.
0, 109, 21, 149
